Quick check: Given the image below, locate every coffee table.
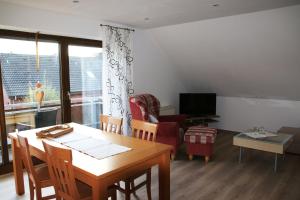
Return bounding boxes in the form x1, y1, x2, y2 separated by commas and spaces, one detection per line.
233, 133, 293, 172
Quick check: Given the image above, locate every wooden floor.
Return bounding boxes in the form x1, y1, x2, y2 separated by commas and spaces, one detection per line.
1, 131, 300, 200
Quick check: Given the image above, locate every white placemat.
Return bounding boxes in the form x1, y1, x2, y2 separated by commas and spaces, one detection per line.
52, 133, 131, 159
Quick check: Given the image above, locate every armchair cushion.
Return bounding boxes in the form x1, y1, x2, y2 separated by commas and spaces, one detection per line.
156, 122, 181, 153
149, 114, 159, 123
129, 94, 160, 121
157, 122, 180, 137
158, 114, 187, 128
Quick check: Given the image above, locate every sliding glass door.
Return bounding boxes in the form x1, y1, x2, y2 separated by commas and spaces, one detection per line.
0, 29, 102, 173
68, 45, 103, 128
0, 38, 62, 162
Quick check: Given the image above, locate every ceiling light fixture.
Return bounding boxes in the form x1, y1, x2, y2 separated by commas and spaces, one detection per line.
212, 4, 219, 7
73, 0, 79, 3
144, 17, 150, 21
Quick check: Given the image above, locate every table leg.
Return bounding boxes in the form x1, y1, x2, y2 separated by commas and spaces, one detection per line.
92, 181, 107, 200
239, 147, 242, 163
274, 153, 278, 172
159, 152, 170, 200
12, 138, 25, 195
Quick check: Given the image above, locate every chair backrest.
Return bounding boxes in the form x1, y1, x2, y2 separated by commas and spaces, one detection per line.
99, 115, 123, 134
129, 94, 160, 121
17, 134, 38, 184
42, 140, 80, 200
131, 119, 158, 142
35, 108, 58, 128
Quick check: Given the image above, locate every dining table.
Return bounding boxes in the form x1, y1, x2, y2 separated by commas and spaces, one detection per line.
9, 122, 172, 200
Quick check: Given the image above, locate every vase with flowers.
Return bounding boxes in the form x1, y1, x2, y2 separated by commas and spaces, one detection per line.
35, 81, 44, 111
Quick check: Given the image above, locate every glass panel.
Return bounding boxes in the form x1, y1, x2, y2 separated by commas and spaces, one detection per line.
0, 38, 62, 161
68, 45, 102, 128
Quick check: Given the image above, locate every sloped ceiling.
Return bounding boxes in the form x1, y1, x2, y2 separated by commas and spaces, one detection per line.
149, 5, 300, 100
0, 0, 299, 28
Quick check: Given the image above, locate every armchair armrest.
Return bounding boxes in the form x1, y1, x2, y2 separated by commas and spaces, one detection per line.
157, 121, 180, 137
158, 114, 188, 129
159, 114, 187, 123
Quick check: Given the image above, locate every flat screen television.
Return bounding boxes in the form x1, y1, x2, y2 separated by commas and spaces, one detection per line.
179, 93, 216, 116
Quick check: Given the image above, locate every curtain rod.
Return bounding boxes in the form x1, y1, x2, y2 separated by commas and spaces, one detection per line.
100, 24, 135, 32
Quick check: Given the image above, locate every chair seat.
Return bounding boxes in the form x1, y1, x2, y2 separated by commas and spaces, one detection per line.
35, 164, 53, 188
35, 164, 50, 182
34, 165, 96, 199
117, 168, 151, 193
124, 168, 151, 182
76, 180, 116, 200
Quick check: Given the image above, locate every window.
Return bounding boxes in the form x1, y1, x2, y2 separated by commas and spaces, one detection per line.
0, 38, 62, 161
0, 29, 102, 172
68, 45, 103, 128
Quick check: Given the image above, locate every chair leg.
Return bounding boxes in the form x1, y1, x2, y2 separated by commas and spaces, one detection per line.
110, 189, 117, 200
29, 179, 34, 200
205, 156, 210, 163
170, 154, 175, 160
125, 181, 131, 200
35, 186, 42, 200
146, 170, 152, 200
131, 180, 137, 197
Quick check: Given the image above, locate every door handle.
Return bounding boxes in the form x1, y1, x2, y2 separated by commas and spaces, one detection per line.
67, 91, 71, 100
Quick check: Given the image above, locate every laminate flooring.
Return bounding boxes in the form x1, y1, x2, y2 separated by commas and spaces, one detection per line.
1, 131, 300, 200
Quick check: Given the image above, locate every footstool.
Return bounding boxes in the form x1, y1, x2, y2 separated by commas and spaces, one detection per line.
184, 126, 217, 163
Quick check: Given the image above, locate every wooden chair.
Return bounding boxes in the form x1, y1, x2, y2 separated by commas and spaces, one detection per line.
42, 140, 117, 200
116, 119, 158, 200
99, 114, 123, 134
17, 134, 55, 200
131, 119, 158, 141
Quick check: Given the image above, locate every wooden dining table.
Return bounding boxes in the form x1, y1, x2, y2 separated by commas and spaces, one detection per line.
9, 122, 172, 200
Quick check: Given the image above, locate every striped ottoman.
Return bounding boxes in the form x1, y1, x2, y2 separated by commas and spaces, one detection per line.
184, 126, 217, 163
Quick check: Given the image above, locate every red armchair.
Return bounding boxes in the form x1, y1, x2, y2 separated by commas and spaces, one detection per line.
129, 94, 187, 159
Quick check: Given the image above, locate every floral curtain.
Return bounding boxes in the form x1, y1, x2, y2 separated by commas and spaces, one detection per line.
102, 26, 134, 135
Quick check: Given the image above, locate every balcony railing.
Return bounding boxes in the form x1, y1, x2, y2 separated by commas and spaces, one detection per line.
4, 96, 103, 132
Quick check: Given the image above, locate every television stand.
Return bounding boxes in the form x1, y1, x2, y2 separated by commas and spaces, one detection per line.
186, 115, 220, 127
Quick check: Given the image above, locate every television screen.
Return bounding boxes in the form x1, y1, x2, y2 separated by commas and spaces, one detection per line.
179, 93, 216, 116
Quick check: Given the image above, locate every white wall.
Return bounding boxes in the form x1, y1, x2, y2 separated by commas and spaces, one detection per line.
149, 5, 300, 100
147, 5, 300, 131
216, 96, 300, 132
133, 30, 186, 109
0, 1, 185, 111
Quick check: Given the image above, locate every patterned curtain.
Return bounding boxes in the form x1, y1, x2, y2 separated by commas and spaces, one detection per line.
102, 26, 134, 135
